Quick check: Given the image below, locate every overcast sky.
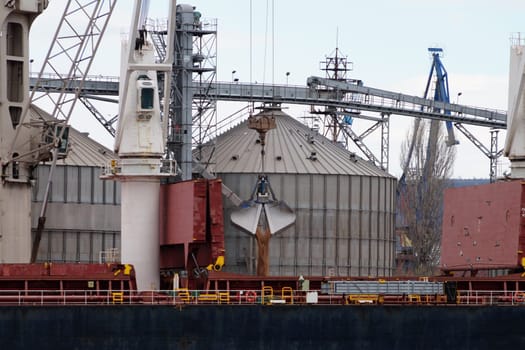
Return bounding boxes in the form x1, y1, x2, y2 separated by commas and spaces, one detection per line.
29, 0, 525, 179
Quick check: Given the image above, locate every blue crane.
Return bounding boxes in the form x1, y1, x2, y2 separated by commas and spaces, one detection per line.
424, 47, 458, 146
397, 48, 458, 270
400, 47, 458, 190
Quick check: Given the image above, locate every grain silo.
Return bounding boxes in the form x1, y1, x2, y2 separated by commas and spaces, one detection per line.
198, 107, 397, 277
30, 105, 121, 263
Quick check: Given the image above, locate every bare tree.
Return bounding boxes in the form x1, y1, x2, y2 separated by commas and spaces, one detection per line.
398, 119, 456, 275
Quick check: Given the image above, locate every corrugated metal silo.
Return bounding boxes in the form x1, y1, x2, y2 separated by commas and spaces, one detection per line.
199, 108, 397, 277
31, 105, 121, 263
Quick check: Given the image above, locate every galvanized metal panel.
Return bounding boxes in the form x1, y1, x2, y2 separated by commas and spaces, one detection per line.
204, 110, 393, 177
378, 241, 386, 275
311, 213, 324, 245
65, 166, 79, 203
361, 211, 370, 239
92, 168, 104, 204
37, 232, 49, 260
80, 167, 92, 203
337, 211, 350, 239
325, 237, 336, 268
34, 230, 120, 263
278, 235, 296, 274
267, 174, 283, 200
370, 240, 378, 275
378, 177, 386, 212
79, 233, 91, 262
35, 166, 49, 201
325, 210, 336, 239
281, 175, 297, 206
29, 107, 396, 276
92, 232, 104, 262
103, 233, 115, 253
311, 175, 324, 210
296, 175, 311, 208
338, 175, 350, 210
360, 238, 371, 274
350, 211, 361, 237
325, 176, 338, 210
332, 280, 444, 295
337, 226, 350, 264
310, 265, 322, 276
371, 177, 379, 210
218, 144, 396, 277
297, 228, 311, 271
36, 165, 120, 204
361, 176, 371, 210
350, 176, 361, 208
349, 238, 360, 275
65, 233, 78, 261
51, 166, 65, 202
225, 234, 253, 274
114, 234, 121, 258
115, 182, 121, 205
49, 231, 63, 261
294, 209, 310, 269
269, 236, 281, 261
104, 180, 115, 205
370, 211, 380, 239
311, 237, 324, 268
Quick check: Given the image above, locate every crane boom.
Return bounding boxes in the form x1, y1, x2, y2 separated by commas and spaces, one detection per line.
29, 0, 118, 263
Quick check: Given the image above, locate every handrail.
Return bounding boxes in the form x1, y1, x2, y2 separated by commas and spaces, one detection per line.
455, 289, 525, 306
1, 288, 524, 306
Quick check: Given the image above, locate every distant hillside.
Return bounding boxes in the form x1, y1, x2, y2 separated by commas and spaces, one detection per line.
448, 178, 490, 188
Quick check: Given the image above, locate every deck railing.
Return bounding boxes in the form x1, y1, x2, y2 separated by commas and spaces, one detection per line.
1, 288, 524, 306
456, 290, 525, 305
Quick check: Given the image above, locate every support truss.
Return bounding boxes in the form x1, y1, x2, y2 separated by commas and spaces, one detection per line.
10, 0, 117, 165
454, 123, 504, 183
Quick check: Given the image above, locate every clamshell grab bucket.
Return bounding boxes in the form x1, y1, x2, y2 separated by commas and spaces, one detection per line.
231, 200, 295, 235
230, 201, 262, 235
230, 176, 295, 235
264, 200, 295, 234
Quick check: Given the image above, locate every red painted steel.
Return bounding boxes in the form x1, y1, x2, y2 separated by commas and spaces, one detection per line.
160, 179, 207, 246
159, 179, 225, 273
208, 179, 225, 261
160, 179, 207, 271
441, 180, 525, 271
0, 263, 136, 291
0, 263, 133, 278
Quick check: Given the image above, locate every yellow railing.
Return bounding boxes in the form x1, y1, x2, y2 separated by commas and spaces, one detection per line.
0, 289, 523, 306
282, 287, 293, 304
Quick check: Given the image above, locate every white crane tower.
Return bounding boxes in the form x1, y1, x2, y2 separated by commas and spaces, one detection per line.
505, 35, 525, 178
0, 1, 47, 262
107, 0, 177, 290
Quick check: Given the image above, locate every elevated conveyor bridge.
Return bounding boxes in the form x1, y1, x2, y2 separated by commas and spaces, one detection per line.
30, 73, 507, 130
30, 73, 507, 175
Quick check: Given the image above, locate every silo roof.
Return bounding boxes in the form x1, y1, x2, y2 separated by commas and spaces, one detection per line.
199, 108, 393, 177
30, 104, 115, 167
